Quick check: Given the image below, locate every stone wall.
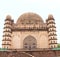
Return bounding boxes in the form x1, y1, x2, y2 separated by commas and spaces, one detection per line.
0, 50, 60, 57
11, 31, 48, 49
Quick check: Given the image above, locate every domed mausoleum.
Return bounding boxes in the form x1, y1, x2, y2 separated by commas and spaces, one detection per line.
2, 12, 57, 49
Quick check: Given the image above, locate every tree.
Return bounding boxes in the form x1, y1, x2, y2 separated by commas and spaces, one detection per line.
57, 43, 60, 48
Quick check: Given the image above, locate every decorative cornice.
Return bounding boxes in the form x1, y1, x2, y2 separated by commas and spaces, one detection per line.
12, 28, 48, 31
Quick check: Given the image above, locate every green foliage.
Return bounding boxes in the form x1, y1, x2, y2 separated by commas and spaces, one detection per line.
57, 43, 60, 48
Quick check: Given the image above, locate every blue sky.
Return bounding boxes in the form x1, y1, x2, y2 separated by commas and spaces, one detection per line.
0, 0, 60, 47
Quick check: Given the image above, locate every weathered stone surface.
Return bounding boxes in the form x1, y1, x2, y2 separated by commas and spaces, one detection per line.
0, 50, 60, 57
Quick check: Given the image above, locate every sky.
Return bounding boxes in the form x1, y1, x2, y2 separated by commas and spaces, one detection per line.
0, 0, 60, 47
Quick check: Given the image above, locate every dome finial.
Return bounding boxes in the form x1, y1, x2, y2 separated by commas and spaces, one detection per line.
6, 15, 11, 19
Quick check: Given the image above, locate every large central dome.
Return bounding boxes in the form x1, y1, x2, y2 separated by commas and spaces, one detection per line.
16, 12, 44, 24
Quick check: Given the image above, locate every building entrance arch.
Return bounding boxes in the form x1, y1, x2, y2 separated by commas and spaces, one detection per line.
23, 35, 37, 50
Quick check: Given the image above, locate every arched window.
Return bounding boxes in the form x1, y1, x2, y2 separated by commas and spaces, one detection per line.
54, 45, 55, 48
51, 45, 53, 48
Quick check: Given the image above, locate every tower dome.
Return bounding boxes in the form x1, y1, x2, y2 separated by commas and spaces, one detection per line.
48, 14, 53, 19
6, 15, 11, 19
16, 12, 44, 24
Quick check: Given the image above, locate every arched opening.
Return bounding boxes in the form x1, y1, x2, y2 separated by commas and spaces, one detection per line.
23, 35, 37, 50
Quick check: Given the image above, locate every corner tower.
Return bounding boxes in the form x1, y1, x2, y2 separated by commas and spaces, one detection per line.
2, 15, 13, 49
46, 14, 57, 48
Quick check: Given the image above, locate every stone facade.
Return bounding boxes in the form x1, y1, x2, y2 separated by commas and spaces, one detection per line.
2, 12, 57, 49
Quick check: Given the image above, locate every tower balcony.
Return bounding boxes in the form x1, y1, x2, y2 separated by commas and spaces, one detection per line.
47, 22, 55, 25
48, 34, 57, 36
48, 25, 56, 28
4, 26, 11, 29
2, 44, 11, 46
3, 35, 11, 37
48, 29, 56, 32
49, 38, 57, 40
3, 30, 12, 33
4, 22, 12, 25
49, 42, 57, 45
2, 39, 11, 41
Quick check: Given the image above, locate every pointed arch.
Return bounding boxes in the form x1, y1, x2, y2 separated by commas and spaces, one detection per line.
23, 35, 37, 50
